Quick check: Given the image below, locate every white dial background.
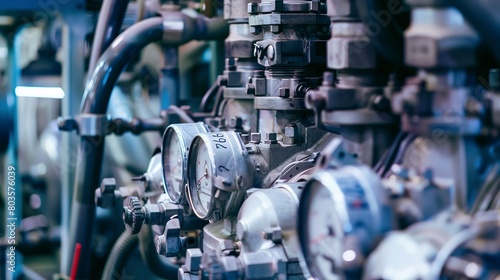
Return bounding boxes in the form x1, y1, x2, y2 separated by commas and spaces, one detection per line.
193, 141, 213, 216
306, 183, 343, 280
165, 132, 184, 201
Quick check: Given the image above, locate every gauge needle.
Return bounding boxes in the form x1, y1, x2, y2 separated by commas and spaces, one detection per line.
311, 234, 327, 245
196, 162, 209, 185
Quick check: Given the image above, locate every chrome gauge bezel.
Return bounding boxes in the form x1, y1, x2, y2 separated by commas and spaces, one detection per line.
161, 122, 208, 204
297, 165, 392, 280
298, 171, 346, 280
187, 134, 217, 219
187, 131, 251, 221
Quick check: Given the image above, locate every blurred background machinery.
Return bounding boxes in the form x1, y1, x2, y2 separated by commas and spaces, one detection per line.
0, 0, 499, 279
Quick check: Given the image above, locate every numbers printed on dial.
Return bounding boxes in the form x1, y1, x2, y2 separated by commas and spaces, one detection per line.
212, 134, 227, 149
218, 165, 230, 172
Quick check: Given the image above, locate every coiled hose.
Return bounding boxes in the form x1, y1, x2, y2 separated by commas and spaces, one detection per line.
139, 225, 179, 279
102, 226, 179, 279
101, 231, 138, 280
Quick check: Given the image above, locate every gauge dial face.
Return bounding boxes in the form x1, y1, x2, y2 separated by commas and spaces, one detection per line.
300, 181, 344, 280
163, 130, 185, 203
189, 139, 215, 218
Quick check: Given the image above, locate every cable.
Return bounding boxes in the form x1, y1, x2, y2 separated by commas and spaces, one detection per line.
200, 81, 220, 113
374, 132, 407, 176
87, 0, 131, 81
101, 232, 139, 280
138, 225, 179, 279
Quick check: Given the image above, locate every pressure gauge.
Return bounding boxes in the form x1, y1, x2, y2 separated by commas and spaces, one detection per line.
298, 165, 393, 279
187, 131, 251, 220
162, 122, 209, 204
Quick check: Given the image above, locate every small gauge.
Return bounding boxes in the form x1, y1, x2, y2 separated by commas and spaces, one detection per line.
187, 131, 251, 220
162, 122, 209, 204
298, 165, 393, 279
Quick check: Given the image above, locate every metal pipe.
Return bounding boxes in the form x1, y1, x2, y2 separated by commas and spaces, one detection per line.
161, 46, 179, 110
67, 17, 164, 279
60, 12, 91, 274
87, 0, 131, 81
81, 17, 164, 113
69, 14, 228, 278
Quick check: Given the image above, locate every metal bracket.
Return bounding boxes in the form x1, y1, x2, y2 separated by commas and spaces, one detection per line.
58, 114, 112, 136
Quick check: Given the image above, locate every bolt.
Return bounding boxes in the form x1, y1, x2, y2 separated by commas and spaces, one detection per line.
225, 58, 237, 71
310, 1, 320, 12
266, 45, 275, 61
372, 95, 390, 111
284, 125, 296, 137
249, 26, 262, 35
100, 178, 116, 193
57, 117, 78, 132
218, 76, 228, 86
262, 227, 282, 243
131, 175, 146, 182
248, 2, 259, 13
208, 119, 220, 128
270, 25, 280, 34
246, 83, 256, 95
279, 88, 290, 98
270, 0, 283, 11
322, 72, 335, 86
250, 133, 261, 144
186, 249, 203, 272
264, 132, 278, 144
95, 178, 118, 208
155, 235, 167, 255
229, 117, 243, 128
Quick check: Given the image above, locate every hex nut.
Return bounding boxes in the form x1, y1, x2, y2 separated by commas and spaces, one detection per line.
100, 178, 116, 193
264, 132, 278, 144
186, 249, 203, 272
405, 35, 477, 69
250, 133, 261, 144
246, 83, 256, 95
328, 37, 377, 69
326, 0, 358, 17
405, 8, 478, 68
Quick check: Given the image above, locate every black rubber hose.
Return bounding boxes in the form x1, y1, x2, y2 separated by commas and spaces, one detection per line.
82, 17, 164, 114
138, 225, 179, 279
453, 0, 500, 63
374, 131, 406, 176
101, 232, 139, 280
88, 0, 131, 77
200, 81, 220, 112
66, 17, 164, 279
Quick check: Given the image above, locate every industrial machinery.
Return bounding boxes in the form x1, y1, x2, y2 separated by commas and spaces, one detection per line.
1, 0, 500, 279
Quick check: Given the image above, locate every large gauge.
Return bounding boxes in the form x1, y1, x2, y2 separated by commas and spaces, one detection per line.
187, 131, 251, 220
298, 165, 393, 279
162, 122, 209, 204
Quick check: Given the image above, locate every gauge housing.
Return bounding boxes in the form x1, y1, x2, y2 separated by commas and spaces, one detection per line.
187, 131, 251, 221
161, 122, 209, 204
298, 165, 393, 279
